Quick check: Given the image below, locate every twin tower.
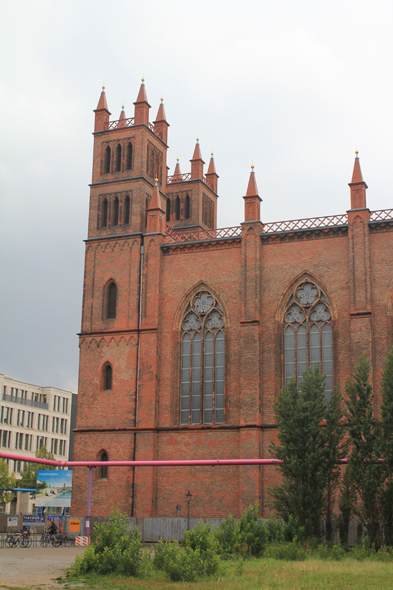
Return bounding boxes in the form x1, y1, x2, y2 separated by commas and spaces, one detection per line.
89, 79, 229, 241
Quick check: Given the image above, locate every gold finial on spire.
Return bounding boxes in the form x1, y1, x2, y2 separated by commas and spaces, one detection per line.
196, 137, 199, 143
102, 83, 105, 90
355, 149, 359, 156
141, 77, 145, 82
176, 158, 179, 162
251, 164, 255, 170
211, 152, 214, 156
161, 97, 164, 102
122, 104, 125, 109
155, 177, 159, 183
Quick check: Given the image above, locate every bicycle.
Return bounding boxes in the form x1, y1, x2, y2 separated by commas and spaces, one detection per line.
57, 532, 75, 546
6, 530, 31, 548
40, 531, 61, 547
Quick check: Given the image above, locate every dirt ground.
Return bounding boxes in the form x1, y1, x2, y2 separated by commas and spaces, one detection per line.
0, 546, 87, 589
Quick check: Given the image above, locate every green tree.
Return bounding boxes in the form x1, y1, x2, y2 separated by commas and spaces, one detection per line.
345, 354, 384, 548
19, 446, 57, 492
0, 459, 16, 506
269, 364, 345, 539
324, 386, 348, 542
336, 464, 356, 545
381, 346, 393, 545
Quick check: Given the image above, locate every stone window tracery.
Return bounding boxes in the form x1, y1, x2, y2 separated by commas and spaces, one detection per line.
180, 290, 225, 425
284, 280, 333, 399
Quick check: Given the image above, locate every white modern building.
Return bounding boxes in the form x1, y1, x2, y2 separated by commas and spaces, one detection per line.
0, 374, 77, 514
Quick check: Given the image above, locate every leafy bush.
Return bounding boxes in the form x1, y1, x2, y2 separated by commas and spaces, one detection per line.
154, 538, 220, 582
68, 511, 145, 578
315, 542, 346, 561
215, 514, 241, 557
182, 520, 219, 554
238, 504, 268, 555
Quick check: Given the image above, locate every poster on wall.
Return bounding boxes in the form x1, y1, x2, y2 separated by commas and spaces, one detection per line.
35, 470, 73, 507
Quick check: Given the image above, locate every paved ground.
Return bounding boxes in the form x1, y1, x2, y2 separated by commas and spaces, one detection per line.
0, 546, 87, 589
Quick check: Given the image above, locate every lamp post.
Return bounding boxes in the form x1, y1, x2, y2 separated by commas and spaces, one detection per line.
186, 490, 192, 530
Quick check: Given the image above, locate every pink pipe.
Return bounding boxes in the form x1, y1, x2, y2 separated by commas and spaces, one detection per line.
0, 451, 350, 467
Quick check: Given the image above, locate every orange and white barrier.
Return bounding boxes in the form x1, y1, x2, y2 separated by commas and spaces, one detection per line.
76, 536, 90, 546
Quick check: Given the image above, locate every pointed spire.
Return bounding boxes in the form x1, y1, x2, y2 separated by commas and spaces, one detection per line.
348, 150, 368, 211
117, 105, 126, 127
94, 85, 111, 132
96, 85, 109, 111
148, 179, 163, 211
205, 153, 219, 193
136, 78, 149, 104
155, 98, 166, 122
192, 138, 203, 161
351, 150, 364, 183
134, 78, 151, 126
190, 139, 205, 179
207, 153, 216, 175
243, 165, 262, 222
173, 158, 181, 179
246, 165, 259, 197
153, 97, 170, 144
146, 179, 165, 234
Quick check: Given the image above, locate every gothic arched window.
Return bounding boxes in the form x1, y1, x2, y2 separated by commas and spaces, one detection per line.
124, 195, 130, 224
180, 290, 225, 425
101, 198, 108, 228
116, 144, 122, 172
284, 280, 333, 399
104, 146, 111, 174
126, 143, 133, 170
103, 364, 112, 391
99, 451, 108, 479
176, 196, 181, 221
112, 197, 119, 226
185, 195, 190, 219
106, 282, 117, 319
166, 198, 171, 222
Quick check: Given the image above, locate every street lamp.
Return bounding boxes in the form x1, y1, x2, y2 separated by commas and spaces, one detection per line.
186, 490, 192, 530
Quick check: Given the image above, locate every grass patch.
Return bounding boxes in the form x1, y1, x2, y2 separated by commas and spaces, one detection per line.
63, 557, 393, 589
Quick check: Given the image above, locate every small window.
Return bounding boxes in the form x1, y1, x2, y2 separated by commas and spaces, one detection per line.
176, 196, 180, 221
126, 143, 132, 170
124, 195, 130, 225
112, 197, 119, 226
107, 282, 117, 319
185, 195, 190, 220
103, 364, 112, 391
116, 144, 122, 172
102, 198, 108, 228
166, 198, 171, 222
100, 452, 108, 479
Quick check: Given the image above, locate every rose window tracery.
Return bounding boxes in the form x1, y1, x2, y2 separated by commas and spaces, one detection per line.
180, 290, 225, 425
284, 280, 333, 399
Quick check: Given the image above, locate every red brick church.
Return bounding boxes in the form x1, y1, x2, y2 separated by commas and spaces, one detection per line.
71, 80, 393, 518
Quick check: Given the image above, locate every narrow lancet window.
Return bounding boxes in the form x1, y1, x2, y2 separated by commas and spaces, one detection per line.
102, 198, 108, 228
104, 146, 111, 174
166, 198, 171, 222
126, 143, 132, 170
185, 195, 190, 220
176, 196, 181, 221
112, 197, 119, 226
103, 364, 112, 391
124, 195, 130, 224
107, 282, 117, 319
116, 144, 122, 172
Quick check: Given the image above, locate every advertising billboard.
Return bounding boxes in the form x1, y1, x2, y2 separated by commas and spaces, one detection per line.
35, 470, 72, 507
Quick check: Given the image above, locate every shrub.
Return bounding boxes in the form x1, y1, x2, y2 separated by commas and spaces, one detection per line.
182, 520, 219, 555
315, 542, 346, 561
215, 514, 241, 557
238, 504, 268, 555
154, 538, 220, 582
68, 510, 145, 578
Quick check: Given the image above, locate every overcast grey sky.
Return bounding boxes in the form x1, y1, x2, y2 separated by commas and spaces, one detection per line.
1, 0, 392, 392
